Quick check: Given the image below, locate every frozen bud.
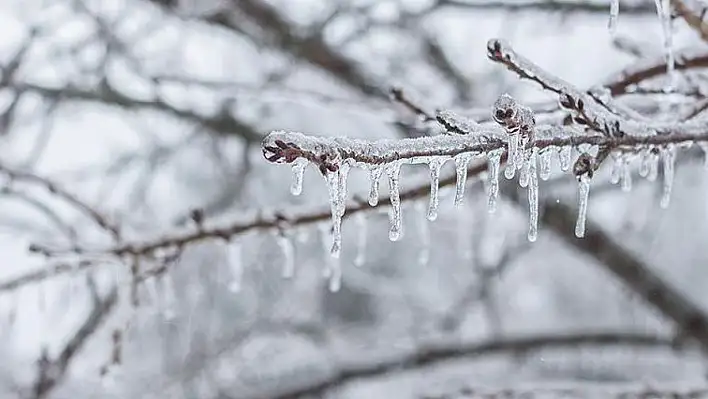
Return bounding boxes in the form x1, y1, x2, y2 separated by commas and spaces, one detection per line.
492, 93, 518, 127
573, 152, 595, 179
515, 106, 536, 138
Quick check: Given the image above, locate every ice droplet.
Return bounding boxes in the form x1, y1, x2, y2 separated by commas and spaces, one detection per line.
620, 156, 632, 192
610, 153, 622, 184
575, 174, 591, 238
368, 165, 383, 206
639, 149, 651, 177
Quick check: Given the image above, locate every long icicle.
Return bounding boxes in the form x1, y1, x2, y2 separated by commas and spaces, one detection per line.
504, 134, 518, 179
575, 174, 591, 238
387, 162, 403, 241
454, 154, 471, 208
487, 149, 503, 213
528, 149, 539, 242
368, 165, 383, 206
660, 144, 676, 209
427, 159, 444, 221
325, 169, 343, 258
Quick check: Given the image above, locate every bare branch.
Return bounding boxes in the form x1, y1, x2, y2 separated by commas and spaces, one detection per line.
539, 200, 708, 351
31, 282, 118, 399
262, 331, 674, 399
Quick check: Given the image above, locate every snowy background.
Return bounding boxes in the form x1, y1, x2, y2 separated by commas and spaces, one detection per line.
1, 0, 708, 398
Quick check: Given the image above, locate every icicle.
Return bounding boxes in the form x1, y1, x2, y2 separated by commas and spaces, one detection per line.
290, 158, 308, 196
639, 149, 651, 177
387, 162, 403, 241
454, 154, 471, 207
660, 145, 676, 209
227, 240, 243, 293
539, 149, 552, 181
336, 160, 352, 218
504, 134, 518, 179
325, 169, 343, 257
277, 234, 295, 278
487, 149, 502, 213
620, 156, 632, 192
416, 201, 430, 266
608, 0, 620, 35
655, 0, 677, 90
329, 255, 342, 292
368, 165, 383, 206
559, 146, 572, 172
353, 212, 367, 267
610, 153, 622, 184
575, 174, 591, 238
528, 149, 539, 242
648, 151, 659, 182
698, 142, 708, 168
427, 159, 444, 221
518, 148, 532, 188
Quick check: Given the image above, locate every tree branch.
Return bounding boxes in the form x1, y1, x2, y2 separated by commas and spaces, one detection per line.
260, 331, 674, 399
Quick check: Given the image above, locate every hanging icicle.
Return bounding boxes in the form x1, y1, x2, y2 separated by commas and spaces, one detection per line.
427, 158, 444, 221
528, 149, 539, 242
454, 154, 471, 208
504, 134, 518, 179
487, 149, 503, 213
539, 148, 552, 181
660, 144, 676, 209
609, 0, 620, 35
559, 146, 572, 172
368, 165, 383, 206
290, 158, 308, 196
325, 170, 343, 257
575, 174, 591, 238
387, 162, 403, 241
